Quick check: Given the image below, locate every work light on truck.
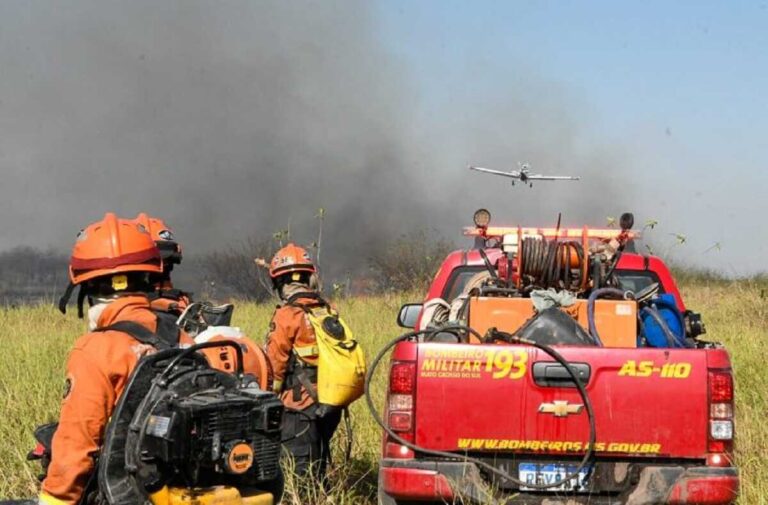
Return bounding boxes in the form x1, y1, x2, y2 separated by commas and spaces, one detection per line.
473, 208, 491, 228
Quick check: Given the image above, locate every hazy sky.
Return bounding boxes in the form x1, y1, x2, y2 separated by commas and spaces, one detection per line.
0, 1, 765, 274
374, 0, 768, 274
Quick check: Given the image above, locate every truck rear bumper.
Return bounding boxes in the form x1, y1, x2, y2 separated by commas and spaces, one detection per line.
379, 459, 738, 504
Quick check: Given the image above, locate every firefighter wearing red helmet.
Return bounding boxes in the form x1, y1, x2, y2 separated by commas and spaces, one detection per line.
265, 243, 342, 479
42, 213, 194, 505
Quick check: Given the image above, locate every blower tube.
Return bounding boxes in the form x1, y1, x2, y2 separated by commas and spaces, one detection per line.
365, 325, 596, 493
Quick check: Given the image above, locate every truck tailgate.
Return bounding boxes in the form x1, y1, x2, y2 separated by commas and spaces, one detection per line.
413, 343, 709, 459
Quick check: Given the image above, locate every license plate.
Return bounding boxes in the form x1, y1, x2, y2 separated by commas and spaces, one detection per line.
518, 462, 590, 492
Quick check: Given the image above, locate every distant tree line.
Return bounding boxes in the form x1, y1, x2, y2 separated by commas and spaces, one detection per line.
0, 247, 69, 305
195, 230, 452, 300
7, 234, 760, 306
1, 231, 453, 305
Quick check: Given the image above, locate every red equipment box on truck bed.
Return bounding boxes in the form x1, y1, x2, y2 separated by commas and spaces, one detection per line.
376, 217, 738, 505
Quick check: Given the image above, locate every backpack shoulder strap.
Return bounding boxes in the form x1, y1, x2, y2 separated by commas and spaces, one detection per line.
285, 291, 329, 311
153, 310, 183, 348
95, 320, 172, 351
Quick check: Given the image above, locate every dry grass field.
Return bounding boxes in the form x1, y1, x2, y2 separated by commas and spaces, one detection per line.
0, 282, 765, 503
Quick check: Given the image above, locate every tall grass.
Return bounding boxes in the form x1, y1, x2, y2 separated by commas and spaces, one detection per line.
679, 282, 768, 504
1, 285, 765, 503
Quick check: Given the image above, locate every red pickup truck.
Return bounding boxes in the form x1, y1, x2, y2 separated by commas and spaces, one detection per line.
376, 219, 738, 505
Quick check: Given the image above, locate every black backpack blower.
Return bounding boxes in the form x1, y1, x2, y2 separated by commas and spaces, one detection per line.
25, 334, 285, 505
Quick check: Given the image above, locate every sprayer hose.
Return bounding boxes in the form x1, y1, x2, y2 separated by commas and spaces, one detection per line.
365, 325, 596, 495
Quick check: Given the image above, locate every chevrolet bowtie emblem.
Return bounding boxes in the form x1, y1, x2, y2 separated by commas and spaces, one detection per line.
538, 400, 584, 417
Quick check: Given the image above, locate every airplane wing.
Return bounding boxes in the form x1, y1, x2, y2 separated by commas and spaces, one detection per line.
527, 174, 580, 181
468, 166, 520, 179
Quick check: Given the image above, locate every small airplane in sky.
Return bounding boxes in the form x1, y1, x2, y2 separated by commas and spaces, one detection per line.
468, 163, 580, 187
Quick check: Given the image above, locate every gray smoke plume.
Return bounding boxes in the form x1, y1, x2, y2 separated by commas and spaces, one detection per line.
0, 1, 631, 284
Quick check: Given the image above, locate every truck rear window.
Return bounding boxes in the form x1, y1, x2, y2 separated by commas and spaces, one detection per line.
614, 270, 664, 295
442, 267, 485, 301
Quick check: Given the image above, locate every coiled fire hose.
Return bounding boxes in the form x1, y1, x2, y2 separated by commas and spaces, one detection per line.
519, 238, 585, 291
365, 325, 597, 493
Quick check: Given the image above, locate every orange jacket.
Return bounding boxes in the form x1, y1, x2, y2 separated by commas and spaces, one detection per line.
149, 291, 191, 315
40, 295, 192, 505
265, 296, 322, 410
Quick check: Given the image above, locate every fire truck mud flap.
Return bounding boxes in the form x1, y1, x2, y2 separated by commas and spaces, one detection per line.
379, 459, 738, 504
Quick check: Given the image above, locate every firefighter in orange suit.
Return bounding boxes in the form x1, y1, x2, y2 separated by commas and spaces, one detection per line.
265, 244, 342, 478
132, 213, 191, 313
42, 213, 192, 505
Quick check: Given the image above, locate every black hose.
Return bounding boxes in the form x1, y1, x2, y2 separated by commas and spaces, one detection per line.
159, 340, 246, 383
423, 324, 484, 344
365, 325, 597, 494
587, 288, 632, 347
478, 248, 500, 282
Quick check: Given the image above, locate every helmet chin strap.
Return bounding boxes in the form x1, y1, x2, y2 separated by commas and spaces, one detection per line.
58, 282, 76, 315
58, 282, 99, 319
76, 285, 87, 318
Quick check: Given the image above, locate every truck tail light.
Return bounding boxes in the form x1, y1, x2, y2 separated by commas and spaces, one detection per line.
385, 361, 417, 458
389, 411, 413, 432
707, 370, 734, 463
709, 372, 733, 402
390, 362, 416, 394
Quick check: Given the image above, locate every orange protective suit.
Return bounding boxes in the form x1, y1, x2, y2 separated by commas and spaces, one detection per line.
39, 295, 192, 505
265, 295, 321, 410
265, 290, 342, 478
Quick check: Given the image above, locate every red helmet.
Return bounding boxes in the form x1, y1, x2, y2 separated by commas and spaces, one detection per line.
133, 213, 182, 265
269, 243, 316, 279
